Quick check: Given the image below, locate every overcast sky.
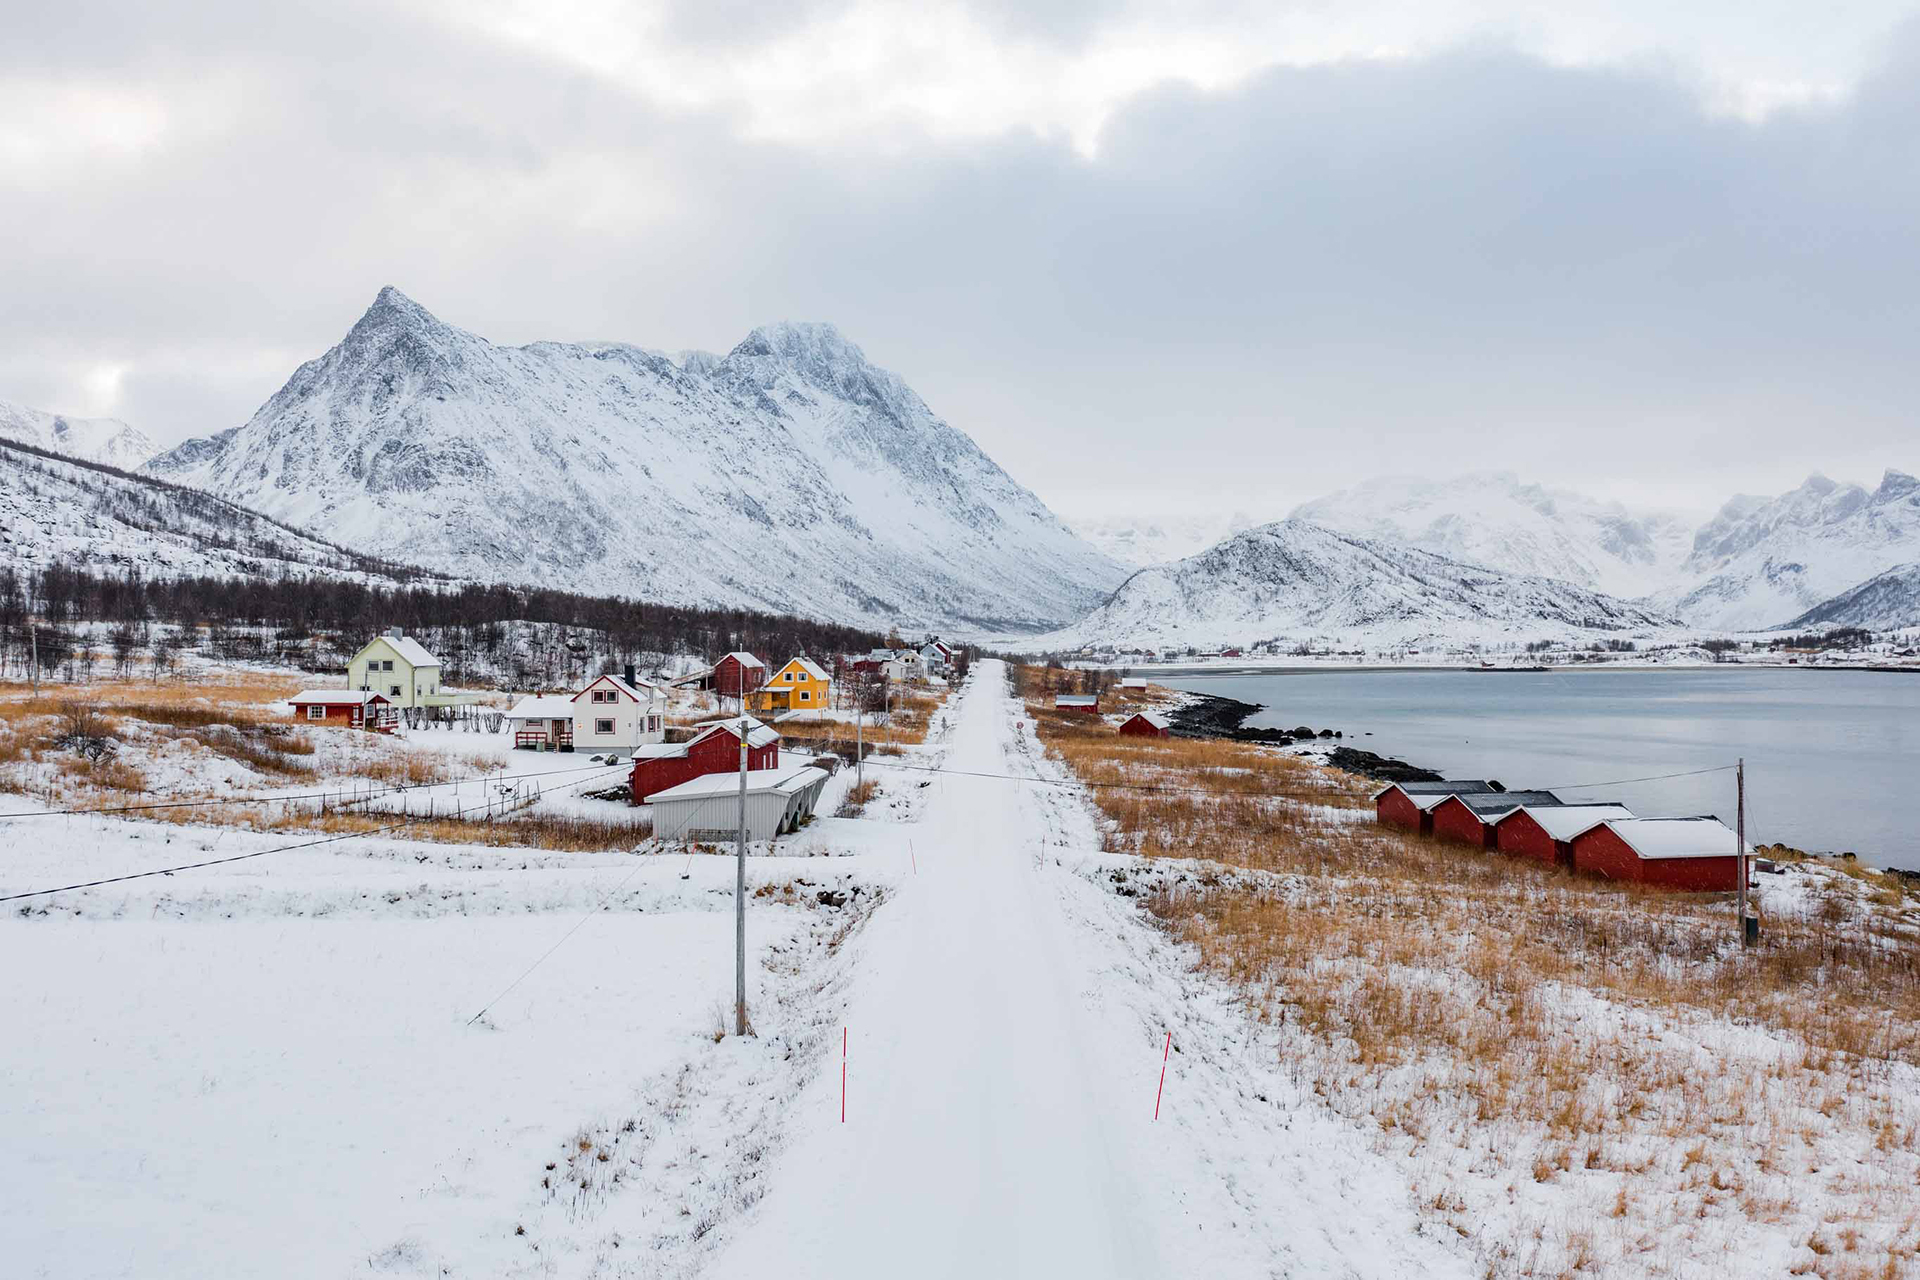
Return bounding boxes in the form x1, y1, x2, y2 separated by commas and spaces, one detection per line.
5, 0, 1918, 523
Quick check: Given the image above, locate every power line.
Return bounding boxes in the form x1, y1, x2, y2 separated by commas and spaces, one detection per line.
1538, 764, 1738, 791
0, 763, 634, 904
0, 758, 633, 821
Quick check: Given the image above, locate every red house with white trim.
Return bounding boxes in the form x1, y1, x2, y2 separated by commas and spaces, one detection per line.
1492, 804, 1634, 868
289, 689, 395, 732
629, 717, 781, 805
1569, 817, 1745, 891
708, 652, 769, 700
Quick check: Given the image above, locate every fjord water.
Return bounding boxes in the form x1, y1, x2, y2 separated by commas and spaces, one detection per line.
1159, 668, 1920, 871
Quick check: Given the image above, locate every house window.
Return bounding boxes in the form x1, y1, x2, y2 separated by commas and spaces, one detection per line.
593, 689, 616, 703
799, 691, 811, 702
381, 659, 394, 672
646, 715, 660, 732
595, 718, 614, 735
306, 705, 324, 720
389, 685, 402, 697
784, 671, 794, 681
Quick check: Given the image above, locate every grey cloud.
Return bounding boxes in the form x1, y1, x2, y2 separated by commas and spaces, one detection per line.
2, 3, 1918, 520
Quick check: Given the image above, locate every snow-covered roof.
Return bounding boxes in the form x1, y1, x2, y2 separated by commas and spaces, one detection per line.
506, 695, 578, 719
690, 716, 781, 749
1056, 694, 1098, 706
779, 657, 830, 682
629, 743, 690, 761
1589, 817, 1747, 860
574, 674, 657, 702
364, 633, 440, 668
646, 764, 827, 803
720, 651, 767, 669
1501, 804, 1635, 841
291, 689, 384, 705
1123, 711, 1171, 729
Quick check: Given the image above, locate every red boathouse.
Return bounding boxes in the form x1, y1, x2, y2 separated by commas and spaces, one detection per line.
629, 718, 780, 805
1568, 817, 1744, 891
708, 652, 769, 700
1492, 804, 1633, 868
1372, 781, 1499, 836
1118, 711, 1171, 738
1428, 790, 1564, 849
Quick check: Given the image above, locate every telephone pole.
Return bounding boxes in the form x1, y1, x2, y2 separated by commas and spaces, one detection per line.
1737, 758, 1754, 945
856, 704, 864, 791
735, 716, 749, 1036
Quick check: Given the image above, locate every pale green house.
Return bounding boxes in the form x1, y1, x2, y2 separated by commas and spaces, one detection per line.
348, 630, 453, 710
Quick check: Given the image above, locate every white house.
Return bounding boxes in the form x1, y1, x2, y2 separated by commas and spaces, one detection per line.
865, 647, 924, 683
571, 671, 666, 753
349, 630, 444, 709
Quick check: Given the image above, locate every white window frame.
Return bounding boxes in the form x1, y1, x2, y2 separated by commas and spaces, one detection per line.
594, 718, 615, 735
307, 705, 325, 720
389, 684, 402, 697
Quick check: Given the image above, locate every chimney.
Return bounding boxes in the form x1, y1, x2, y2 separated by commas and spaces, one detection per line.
624, 663, 636, 687
387, 626, 402, 639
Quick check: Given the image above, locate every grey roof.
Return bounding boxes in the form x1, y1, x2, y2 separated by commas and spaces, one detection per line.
1369, 779, 1498, 800
1455, 790, 1563, 815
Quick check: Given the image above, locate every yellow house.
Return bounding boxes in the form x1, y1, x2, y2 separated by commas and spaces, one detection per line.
747, 657, 832, 714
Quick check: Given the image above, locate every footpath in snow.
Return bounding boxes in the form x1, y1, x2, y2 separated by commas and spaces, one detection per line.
710, 660, 1472, 1279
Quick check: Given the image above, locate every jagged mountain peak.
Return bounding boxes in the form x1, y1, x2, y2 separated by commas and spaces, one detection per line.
144, 292, 1122, 630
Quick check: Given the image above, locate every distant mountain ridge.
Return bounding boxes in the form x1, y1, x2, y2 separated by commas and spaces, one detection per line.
146, 288, 1124, 632
1041, 518, 1680, 649
0, 399, 156, 470
1, 435, 427, 587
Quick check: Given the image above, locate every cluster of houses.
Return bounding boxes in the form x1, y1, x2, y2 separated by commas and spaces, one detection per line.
1373, 780, 1747, 891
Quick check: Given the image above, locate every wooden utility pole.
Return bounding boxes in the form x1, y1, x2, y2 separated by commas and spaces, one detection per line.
1737, 758, 1754, 945
856, 706, 864, 791
735, 716, 749, 1036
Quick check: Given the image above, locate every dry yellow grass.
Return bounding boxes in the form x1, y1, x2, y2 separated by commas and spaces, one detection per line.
1019, 664, 1920, 1277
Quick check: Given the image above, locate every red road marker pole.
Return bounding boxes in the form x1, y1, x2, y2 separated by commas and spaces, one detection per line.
1154, 1031, 1171, 1120
841, 1027, 847, 1123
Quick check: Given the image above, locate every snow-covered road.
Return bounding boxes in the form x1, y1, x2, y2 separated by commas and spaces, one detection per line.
711, 661, 1473, 1279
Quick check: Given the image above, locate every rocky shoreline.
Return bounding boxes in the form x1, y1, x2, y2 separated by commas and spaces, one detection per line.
1165, 692, 1443, 782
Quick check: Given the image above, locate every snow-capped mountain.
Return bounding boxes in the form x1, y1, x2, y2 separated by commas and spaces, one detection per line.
145, 288, 1124, 632
1040, 518, 1680, 649
0, 399, 156, 470
1785, 562, 1920, 631
1, 436, 425, 586
1653, 471, 1920, 630
1289, 472, 1696, 599
1068, 511, 1259, 568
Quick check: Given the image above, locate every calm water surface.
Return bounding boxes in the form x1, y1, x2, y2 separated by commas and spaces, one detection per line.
1158, 668, 1919, 872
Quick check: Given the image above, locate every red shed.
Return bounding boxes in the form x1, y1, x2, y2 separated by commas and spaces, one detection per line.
1493, 804, 1633, 868
1371, 781, 1498, 835
629, 717, 780, 805
1055, 694, 1100, 715
289, 689, 395, 733
1429, 790, 1563, 849
1569, 818, 1744, 892
1118, 711, 1171, 738
709, 652, 769, 700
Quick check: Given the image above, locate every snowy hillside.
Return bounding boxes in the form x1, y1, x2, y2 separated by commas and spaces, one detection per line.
0, 398, 156, 470
146, 288, 1123, 632
1040, 518, 1680, 649
1069, 510, 1258, 567
1654, 471, 1920, 630
0, 436, 424, 586
1290, 472, 1695, 599
1784, 561, 1920, 631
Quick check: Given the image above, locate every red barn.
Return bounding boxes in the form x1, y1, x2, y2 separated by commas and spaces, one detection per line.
708, 652, 769, 700
289, 689, 395, 732
1569, 818, 1744, 891
629, 717, 780, 805
1493, 804, 1633, 869
1055, 694, 1100, 715
1118, 711, 1171, 738
1429, 791, 1563, 849
1371, 781, 1499, 835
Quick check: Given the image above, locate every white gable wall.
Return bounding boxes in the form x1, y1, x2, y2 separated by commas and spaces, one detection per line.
572, 678, 666, 751
348, 635, 443, 709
